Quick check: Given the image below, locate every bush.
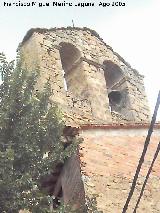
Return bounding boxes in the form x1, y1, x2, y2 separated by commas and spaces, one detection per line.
0, 53, 79, 213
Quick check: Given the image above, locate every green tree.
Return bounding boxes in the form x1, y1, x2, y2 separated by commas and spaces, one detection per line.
0, 53, 79, 213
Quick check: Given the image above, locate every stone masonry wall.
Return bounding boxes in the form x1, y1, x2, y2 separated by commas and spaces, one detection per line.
20, 27, 150, 124
60, 154, 86, 211
80, 125, 160, 213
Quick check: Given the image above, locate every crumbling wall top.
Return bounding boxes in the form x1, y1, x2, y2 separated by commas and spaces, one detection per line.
21, 26, 136, 71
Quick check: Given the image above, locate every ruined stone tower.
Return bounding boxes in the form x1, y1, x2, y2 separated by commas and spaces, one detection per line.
21, 27, 150, 125
20, 28, 160, 212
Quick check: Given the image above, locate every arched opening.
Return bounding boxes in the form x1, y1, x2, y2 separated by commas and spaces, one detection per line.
108, 90, 122, 105
103, 60, 127, 114
59, 43, 81, 91
103, 60, 124, 90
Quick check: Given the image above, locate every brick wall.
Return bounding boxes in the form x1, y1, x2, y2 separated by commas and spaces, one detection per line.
80, 125, 160, 213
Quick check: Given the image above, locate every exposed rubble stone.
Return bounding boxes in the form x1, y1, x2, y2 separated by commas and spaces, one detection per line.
20, 27, 150, 124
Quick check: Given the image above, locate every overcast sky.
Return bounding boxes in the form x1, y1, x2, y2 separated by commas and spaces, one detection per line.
0, 0, 159, 120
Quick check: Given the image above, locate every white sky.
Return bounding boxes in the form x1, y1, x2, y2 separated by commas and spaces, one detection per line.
0, 0, 159, 120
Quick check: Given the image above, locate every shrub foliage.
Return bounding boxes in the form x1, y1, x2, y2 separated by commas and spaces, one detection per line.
0, 53, 78, 213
